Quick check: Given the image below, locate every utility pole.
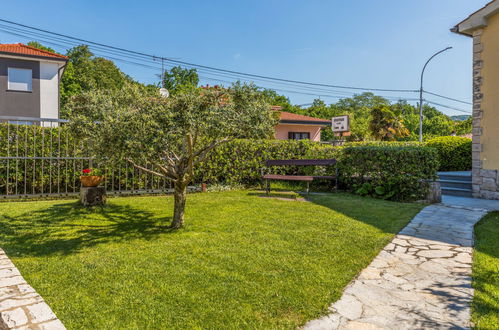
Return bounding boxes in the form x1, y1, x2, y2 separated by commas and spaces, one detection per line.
161, 58, 165, 88
419, 47, 452, 142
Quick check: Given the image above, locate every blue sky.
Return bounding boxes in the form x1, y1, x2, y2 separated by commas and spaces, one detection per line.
0, 0, 488, 115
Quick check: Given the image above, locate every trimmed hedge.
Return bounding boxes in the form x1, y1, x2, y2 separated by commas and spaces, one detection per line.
1, 122, 439, 202
0, 123, 166, 195
344, 141, 424, 147
195, 139, 339, 185
197, 140, 438, 201
426, 136, 472, 171
339, 145, 439, 201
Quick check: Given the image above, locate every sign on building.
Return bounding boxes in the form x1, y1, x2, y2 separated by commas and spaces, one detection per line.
332, 115, 350, 132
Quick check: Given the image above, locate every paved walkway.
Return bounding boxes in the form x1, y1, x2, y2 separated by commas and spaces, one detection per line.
304, 201, 490, 330
442, 195, 499, 211
0, 248, 65, 329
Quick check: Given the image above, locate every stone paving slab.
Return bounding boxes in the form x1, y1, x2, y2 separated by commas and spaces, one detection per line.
442, 195, 499, 211
0, 249, 65, 330
303, 204, 488, 330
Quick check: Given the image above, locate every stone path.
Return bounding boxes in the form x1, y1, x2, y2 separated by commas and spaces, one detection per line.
303, 203, 489, 330
0, 248, 65, 329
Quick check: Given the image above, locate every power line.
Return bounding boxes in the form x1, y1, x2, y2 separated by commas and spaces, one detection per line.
423, 90, 472, 105
0, 17, 419, 94
0, 18, 170, 61
0, 24, 423, 101
424, 100, 472, 114
0, 18, 473, 115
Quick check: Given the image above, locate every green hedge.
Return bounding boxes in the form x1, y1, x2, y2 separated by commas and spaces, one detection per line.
337, 145, 439, 201
344, 141, 424, 147
197, 140, 438, 201
0, 123, 165, 196
196, 139, 340, 185
426, 136, 472, 171
1, 122, 439, 202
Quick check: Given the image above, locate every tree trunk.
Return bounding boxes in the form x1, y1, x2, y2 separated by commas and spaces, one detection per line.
171, 180, 187, 229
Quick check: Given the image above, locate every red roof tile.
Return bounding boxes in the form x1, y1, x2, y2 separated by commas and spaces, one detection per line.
0, 43, 68, 60
278, 111, 330, 124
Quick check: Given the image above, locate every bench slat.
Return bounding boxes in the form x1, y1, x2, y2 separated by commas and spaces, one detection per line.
266, 159, 336, 166
263, 174, 314, 181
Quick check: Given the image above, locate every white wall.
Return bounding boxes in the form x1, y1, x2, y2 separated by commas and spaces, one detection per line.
39, 62, 59, 119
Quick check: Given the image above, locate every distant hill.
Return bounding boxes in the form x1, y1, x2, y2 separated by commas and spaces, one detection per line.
451, 115, 471, 121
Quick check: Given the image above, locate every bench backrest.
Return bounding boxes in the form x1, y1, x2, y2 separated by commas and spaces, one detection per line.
265, 159, 336, 166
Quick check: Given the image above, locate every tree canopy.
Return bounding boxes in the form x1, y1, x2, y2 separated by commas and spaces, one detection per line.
27, 41, 472, 141
162, 66, 199, 94
68, 82, 277, 228
369, 105, 409, 140
280, 93, 470, 141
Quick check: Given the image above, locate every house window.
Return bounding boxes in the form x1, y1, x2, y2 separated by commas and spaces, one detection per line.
8, 68, 32, 92
288, 132, 310, 140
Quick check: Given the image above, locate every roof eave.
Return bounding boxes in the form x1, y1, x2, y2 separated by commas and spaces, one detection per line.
451, 0, 499, 36
0, 51, 68, 62
279, 120, 330, 126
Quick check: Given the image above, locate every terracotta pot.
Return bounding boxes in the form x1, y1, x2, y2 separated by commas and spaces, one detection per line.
80, 175, 104, 187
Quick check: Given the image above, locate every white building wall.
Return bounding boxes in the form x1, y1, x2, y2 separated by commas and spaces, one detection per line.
39, 62, 59, 119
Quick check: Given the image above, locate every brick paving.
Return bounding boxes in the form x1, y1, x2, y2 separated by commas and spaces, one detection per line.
303, 204, 488, 330
0, 249, 65, 330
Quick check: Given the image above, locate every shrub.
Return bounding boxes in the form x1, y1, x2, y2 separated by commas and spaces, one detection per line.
344, 141, 423, 147
1, 122, 439, 202
426, 136, 472, 171
339, 145, 439, 201
195, 139, 340, 185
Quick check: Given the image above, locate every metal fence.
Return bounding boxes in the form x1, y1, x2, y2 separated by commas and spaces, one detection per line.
0, 116, 176, 199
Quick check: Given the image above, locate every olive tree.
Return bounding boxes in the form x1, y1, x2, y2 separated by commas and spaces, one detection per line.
68, 83, 277, 228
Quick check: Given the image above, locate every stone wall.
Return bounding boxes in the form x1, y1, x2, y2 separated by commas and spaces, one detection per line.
471, 29, 499, 199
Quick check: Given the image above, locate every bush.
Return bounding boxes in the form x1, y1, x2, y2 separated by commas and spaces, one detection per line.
344, 141, 423, 147
0, 122, 439, 202
426, 136, 472, 171
196, 139, 340, 185
339, 145, 439, 201
197, 140, 439, 201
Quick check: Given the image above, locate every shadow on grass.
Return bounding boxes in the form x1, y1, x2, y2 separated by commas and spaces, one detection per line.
280, 191, 420, 235
247, 191, 301, 200
0, 202, 173, 257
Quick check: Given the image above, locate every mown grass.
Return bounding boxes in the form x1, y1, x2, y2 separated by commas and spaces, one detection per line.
472, 212, 499, 329
0, 191, 423, 329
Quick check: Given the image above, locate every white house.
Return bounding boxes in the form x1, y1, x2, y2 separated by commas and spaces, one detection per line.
0, 43, 68, 120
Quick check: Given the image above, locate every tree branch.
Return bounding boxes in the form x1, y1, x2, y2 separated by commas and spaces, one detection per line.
186, 133, 195, 179
150, 160, 178, 180
194, 138, 232, 165
125, 158, 174, 181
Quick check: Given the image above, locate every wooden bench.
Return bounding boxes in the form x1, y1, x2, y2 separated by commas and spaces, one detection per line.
262, 159, 338, 195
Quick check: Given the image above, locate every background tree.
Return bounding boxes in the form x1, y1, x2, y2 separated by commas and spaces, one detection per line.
27, 41, 56, 53
26, 41, 472, 140
369, 105, 409, 140
68, 82, 277, 228
455, 117, 472, 136
162, 66, 199, 94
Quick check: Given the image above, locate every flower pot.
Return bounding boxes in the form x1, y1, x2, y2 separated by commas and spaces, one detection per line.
80, 175, 104, 187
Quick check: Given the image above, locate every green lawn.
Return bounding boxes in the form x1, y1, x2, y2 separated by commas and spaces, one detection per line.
472, 212, 499, 329
0, 191, 423, 329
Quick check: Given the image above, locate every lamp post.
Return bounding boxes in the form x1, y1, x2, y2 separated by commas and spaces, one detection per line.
419, 47, 453, 142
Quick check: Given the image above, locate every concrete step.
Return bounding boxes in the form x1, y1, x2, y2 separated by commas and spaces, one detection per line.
442, 187, 473, 198
438, 179, 473, 190
438, 174, 472, 182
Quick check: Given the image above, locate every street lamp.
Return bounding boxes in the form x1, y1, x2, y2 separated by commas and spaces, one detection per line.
419, 47, 453, 142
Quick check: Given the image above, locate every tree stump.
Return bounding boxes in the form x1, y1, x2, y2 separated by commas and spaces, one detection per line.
426, 181, 442, 204
80, 187, 107, 206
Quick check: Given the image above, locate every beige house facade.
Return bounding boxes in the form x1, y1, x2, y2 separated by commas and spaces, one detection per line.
453, 0, 499, 199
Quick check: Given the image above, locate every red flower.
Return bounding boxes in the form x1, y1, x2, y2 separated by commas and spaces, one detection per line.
82, 169, 91, 174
